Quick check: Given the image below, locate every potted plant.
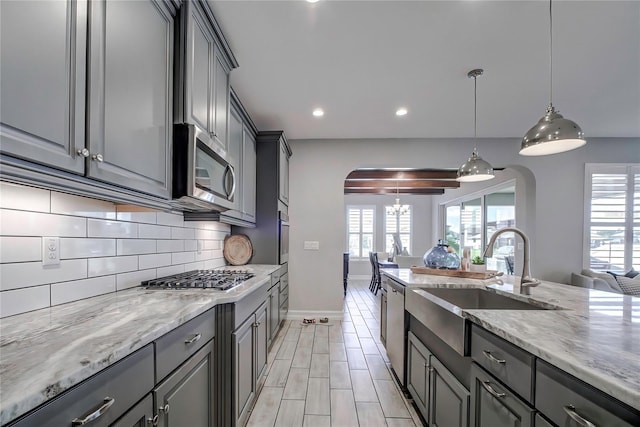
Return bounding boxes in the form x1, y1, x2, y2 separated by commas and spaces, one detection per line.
470, 256, 486, 273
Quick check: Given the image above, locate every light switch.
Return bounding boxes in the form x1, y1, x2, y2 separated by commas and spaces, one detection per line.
304, 241, 320, 250
42, 237, 60, 266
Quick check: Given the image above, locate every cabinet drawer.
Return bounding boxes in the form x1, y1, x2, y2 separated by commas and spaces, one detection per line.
279, 283, 289, 302
10, 344, 154, 427
470, 325, 534, 403
536, 359, 640, 427
271, 270, 281, 286
155, 308, 215, 381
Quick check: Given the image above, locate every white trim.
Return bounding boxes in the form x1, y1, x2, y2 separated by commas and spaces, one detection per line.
285, 310, 344, 321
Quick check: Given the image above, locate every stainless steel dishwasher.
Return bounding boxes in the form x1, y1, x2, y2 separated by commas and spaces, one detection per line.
385, 276, 406, 386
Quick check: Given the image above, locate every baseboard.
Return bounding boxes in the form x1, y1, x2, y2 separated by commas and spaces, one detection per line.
286, 310, 344, 321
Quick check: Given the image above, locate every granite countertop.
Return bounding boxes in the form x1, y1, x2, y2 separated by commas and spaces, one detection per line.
381, 268, 640, 411
0, 264, 281, 425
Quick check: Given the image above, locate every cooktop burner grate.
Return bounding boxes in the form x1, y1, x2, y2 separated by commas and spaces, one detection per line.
142, 269, 255, 291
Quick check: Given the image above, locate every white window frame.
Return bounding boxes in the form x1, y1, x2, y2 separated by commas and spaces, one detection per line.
383, 205, 413, 256
583, 163, 640, 272
346, 205, 376, 259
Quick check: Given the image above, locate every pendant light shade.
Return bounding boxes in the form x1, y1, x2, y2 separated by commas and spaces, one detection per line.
520, 0, 586, 156
457, 69, 494, 183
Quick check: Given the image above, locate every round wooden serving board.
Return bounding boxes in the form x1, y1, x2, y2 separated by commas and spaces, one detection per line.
223, 234, 253, 266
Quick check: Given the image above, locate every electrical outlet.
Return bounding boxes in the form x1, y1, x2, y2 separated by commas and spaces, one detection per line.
42, 237, 60, 266
303, 241, 320, 250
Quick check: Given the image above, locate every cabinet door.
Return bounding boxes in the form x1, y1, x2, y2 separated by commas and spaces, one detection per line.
184, 1, 213, 137
234, 314, 256, 424
242, 126, 257, 222
255, 302, 269, 383
278, 140, 289, 205
154, 340, 215, 427
430, 355, 470, 427
380, 290, 387, 345
212, 48, 230, 152
386, 281, 405, 385
534, 414, 554, 427
407, 332, 430, 420
470, 363, 534, 427
110, 394, 154, 427
87, 0, 173, 198
269, 284, 280, 339
227, 106, 243, 212
0, 0, 86, 173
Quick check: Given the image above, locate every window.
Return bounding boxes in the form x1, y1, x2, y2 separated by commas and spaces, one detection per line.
347, 206, 375, 258
384, 205, 412, 255
585, 164, 640, 273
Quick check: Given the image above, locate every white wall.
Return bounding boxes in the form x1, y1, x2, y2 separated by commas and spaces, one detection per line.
287, 138, 639, 314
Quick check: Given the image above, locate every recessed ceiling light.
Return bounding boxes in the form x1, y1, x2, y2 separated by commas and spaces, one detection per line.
396, 108, 408, 116
307, 0, 320, 3
312, 108, 324, 117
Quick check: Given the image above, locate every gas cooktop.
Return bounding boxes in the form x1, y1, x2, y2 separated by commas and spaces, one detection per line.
142, 269, 255, 291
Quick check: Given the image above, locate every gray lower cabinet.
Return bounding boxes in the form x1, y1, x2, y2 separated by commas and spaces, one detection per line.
154, 339, 216, 427
407, 331, 430, 419
111, 394, 154, 427
9, 345, 154, 427
269, 281, 280, 345
380, 287, 387, 346
234, 301, 269, 426
430, 355, 470, 427
534, 414, 554, 427
469, 363, 534, 427
0, 0, 87, 174
386, 278, 405, 386
279, 273, 289, 327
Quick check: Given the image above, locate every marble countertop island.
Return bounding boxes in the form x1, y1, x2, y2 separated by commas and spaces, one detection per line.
381, 268, 640, 411
0, 264, 281, 425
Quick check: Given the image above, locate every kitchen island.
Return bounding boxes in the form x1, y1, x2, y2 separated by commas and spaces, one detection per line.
0, 264, 282, 426
381, 268, 639, 425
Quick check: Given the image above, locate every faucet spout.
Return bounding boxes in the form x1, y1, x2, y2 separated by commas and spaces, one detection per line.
483, 227, 539, 295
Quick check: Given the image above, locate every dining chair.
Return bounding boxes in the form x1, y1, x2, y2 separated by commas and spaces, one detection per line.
372, 252, 382, 295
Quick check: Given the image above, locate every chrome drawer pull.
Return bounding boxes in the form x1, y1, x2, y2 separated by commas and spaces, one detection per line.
482, 350, 506, 364
481, 381, 506, 398
184, 333, 202, 344
563, 404, 597, 427
148, 414, 159, 426
71, 397, 115, 425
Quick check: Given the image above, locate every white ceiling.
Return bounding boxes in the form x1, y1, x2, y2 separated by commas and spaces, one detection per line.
209, 1, 640, 140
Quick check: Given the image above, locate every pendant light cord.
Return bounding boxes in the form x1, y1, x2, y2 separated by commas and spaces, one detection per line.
473, 72, 478, 152
549, 0, 553, 107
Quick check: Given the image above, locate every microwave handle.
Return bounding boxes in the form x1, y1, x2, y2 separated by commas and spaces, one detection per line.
224, 164, 237, 199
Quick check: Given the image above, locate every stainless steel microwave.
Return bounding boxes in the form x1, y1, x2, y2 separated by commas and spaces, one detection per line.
172, 124, 236, 211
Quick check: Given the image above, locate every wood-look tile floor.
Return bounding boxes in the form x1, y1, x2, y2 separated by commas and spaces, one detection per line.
246, 279, 424, 427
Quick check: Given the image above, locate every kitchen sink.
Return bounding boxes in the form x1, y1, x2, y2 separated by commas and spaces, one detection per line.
406, 287, 560, 356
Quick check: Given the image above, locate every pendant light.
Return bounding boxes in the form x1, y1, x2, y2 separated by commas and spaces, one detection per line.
387, 181, 409, 216
457, 69, 494, 183
520, 0, 586, 156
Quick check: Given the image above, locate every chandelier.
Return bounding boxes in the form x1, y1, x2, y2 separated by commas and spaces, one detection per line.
386, 181, 409, 216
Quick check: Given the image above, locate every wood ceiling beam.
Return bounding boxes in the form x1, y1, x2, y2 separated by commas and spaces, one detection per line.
344, 179, 460, 189
345, 169, 459, 180
344, 188, 445, 195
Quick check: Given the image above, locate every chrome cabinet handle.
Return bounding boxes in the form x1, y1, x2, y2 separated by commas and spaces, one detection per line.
71, 397, 115, 425
160, 403, 170, 414
91, 153, 104, 162
147, 414, 159, 426
226, 164, 237, 199
481, 381, 506, 399
563, 405, 597, 427
482, 350, 506, 364
184, 333, 202, 345
392, 289, 397, 293
77, 148, 90, 158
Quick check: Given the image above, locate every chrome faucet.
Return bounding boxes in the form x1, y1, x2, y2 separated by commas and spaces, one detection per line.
482, 227, 540, 295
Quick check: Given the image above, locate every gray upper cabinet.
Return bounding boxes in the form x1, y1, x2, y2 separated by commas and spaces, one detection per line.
0, 0, 87, 174
178, 0, 234, 155
278, 139, 290, 206
242, 125, 257, 222
87, 0, 174, 198
228, 104, 244, 212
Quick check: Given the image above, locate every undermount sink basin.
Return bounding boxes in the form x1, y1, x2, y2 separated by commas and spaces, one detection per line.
422, 288, 556, 310
406, 287, 560, 356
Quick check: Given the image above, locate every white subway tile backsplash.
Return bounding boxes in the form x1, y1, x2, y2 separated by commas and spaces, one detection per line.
183, 261, 205, 271
172, 251, 196, 265
0, 209, 86, 237
0, 182, 50, 212
203, 258, 226, 269
116, 268, 156, 291
0, 237, 42, 263
51, 192, 117, 220
0, 286, 50, 318
157, 239, 184, 253
156, 212, 184, 227
184, 240, 197, 252
202, 240, 221, 250
116, 239, 156, 255
0, 259, 87, 291
88, 255, 138, 277
195, 250, 214, 262
51, 276, 116, 306
138, 224, 171, 239
60, 238, 116, 259
171, 226, 195, 240
195, 229, 229, 240
183, 220, 230, 232
88, 219, 138, 238
139, 253, 172, 270
156, 264, 184, 277
116, 211, 157, 224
